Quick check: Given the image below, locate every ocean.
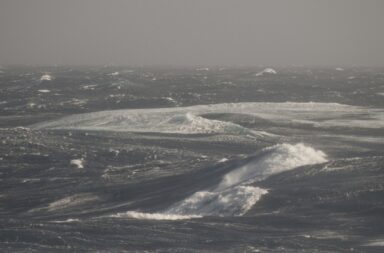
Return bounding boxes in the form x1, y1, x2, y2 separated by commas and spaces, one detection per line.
0, 66, 383, 252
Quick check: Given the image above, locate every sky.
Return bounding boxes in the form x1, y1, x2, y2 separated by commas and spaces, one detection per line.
0, 0, 383, 66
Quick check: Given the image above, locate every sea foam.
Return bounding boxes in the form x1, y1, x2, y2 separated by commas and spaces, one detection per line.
40, 74, 53, 81
33, 102, 383, 134
113, 143, 327, 220
111, 211, 201, 220
218, 143, 327, 189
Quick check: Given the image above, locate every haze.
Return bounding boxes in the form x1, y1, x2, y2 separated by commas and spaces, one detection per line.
1, 0, 384, 66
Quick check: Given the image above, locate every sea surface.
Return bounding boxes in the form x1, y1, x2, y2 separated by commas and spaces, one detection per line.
0, 66, 383, 252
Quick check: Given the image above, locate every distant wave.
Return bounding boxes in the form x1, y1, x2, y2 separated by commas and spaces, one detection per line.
40, 74, 53, 81
111, 143, 327, 220
32, 102, 384, 134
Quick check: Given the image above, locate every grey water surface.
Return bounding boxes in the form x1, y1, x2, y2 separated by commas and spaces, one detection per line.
0, 66, 384, 252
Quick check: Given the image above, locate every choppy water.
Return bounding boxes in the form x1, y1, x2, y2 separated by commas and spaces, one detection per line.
0, 66, 384, 252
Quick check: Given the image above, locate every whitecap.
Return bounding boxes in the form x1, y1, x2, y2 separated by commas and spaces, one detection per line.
255, 68, 277, 76
218, 143, 327, 189
110, 211, 201, 220
51, 218, 80, 223
166, 186, 268, 217
38, 89, 51, 93
70, 159, 85, 169
117, 143, 327, 220
217, 158, 229, 163
40, 74, 53, 81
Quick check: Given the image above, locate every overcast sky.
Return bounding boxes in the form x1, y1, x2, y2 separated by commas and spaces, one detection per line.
0, 0, 383, 66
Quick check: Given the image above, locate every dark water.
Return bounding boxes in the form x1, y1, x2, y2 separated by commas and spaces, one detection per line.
0, 66, 384, 252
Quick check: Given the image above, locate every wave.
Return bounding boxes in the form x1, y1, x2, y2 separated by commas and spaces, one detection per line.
218, 143, 327, 189
165, 186, 268, 217
32, 101, 383, 135
31, 102, 384, 136
31, 106, 267, 136
112, 143, 327, 220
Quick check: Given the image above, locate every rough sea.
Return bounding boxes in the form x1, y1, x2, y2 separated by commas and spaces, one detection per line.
0, 66, 383, 252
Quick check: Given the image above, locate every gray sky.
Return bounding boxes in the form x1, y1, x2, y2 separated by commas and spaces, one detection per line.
0, 0, 383, 66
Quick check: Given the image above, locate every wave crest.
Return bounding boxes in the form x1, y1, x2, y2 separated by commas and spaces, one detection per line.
219, 143, 327, 189
34, 101, 380, 135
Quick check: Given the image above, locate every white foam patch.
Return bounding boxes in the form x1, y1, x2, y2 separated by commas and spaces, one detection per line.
51, 218, 80, 223
163, 97, 178, 105
40, 74, 53, 81
321, 157, 363, 172
255, 68, 277, 76
116, 143, 326, 220
364, 240, 384, 247
218, 158, 229, 163
160, 112, 253, 135
166, 186, 267, 217
70, 159, 84, 169
218, 143, 327, 189
29, 193, 99, 213
111, 211, 201, 220
47, 193, 99, 211
81, 84, 98, 90
38, 89, 51, 93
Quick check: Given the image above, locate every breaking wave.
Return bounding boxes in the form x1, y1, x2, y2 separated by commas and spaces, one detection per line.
218, 143, 327, 189
32, 102, 384, 134
112, 143, 327, 220
157, 112, 252, 135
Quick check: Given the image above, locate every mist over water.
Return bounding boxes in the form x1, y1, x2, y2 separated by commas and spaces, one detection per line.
1, 0, 384, 66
